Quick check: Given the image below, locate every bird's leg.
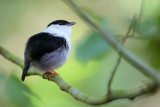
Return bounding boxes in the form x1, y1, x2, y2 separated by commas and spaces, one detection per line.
48, 70, 59, 80
42, 71, 48, 78
50, 70, 59, 75
42, 70, 59, 79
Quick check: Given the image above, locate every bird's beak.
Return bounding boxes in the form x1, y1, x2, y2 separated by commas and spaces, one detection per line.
68, 22, 76, 26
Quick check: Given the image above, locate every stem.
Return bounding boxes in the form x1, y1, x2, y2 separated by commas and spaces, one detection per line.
107, 15, 137, 94
0, 45, 23, 68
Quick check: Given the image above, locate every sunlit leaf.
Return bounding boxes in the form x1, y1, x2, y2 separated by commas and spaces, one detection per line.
76, 31, 111, 62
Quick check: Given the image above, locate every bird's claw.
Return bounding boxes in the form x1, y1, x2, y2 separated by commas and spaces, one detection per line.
48, 70, 59, 80
43, 70, 59, 80
42, 72, 48, 78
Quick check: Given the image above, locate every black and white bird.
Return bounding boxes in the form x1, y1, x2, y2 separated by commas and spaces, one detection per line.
21, 20, 75, 81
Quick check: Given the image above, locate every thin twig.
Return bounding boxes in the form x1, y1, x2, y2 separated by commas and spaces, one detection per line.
107, 0, 146, 95
107, 16, 137, 95
107, 56, 122, 94
117, 35, 146, 40
131, 0, 145, 37
122, 15, 137, 43
138, 0, 145, 21
0, 45, 23, 68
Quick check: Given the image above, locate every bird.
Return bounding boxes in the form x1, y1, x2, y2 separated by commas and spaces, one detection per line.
21, 20, 76, 81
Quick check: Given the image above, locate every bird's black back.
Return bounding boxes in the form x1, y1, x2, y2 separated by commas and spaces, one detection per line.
26, 32, 67, 61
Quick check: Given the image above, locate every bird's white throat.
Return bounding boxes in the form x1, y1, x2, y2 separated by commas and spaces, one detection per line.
44, 25, 72, 38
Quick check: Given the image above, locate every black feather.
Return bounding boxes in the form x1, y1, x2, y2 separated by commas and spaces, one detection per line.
21, 32, 67, 81
26, 32, 67, 60
21, 61, 30, 81
47, 20, 69, 27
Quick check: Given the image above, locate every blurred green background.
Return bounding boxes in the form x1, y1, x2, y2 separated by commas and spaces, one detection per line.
0, 0, 160, 107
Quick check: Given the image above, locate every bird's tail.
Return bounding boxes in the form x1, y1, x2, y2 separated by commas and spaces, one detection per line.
21, 61, 30, 81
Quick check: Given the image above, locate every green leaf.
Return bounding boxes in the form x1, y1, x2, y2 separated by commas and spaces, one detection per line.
137, 19, 158, 38
76, 31, 111, 62
145, 39, 160, 68
75, 8, 113, 62
5, 74, 36, 107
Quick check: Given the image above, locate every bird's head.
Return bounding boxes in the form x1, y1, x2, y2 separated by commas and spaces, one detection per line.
45, 20, 76, 37
47, 20, 76, 27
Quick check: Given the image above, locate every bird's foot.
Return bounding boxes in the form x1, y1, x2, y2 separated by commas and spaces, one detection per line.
42, 70, 59, 79
48, 70, 59, 80
42, 72, 48, 78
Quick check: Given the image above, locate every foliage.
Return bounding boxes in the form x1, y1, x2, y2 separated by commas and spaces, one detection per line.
76, 31, 111, 62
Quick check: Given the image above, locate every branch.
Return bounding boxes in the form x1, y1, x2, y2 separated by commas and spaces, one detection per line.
63, 0, 160, 83
107, 15, 137, 95
107, 57, 122, 94
0, 45, 23, 68
0, 45, 159, 105
107, 0, 146, 95
130, 0, 145, 37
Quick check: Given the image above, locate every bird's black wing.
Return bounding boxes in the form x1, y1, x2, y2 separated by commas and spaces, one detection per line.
21, 32, 67, 81
27, 32, 67, 60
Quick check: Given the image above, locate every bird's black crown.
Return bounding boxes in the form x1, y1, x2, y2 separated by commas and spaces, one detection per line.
47, 20, 71, 27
